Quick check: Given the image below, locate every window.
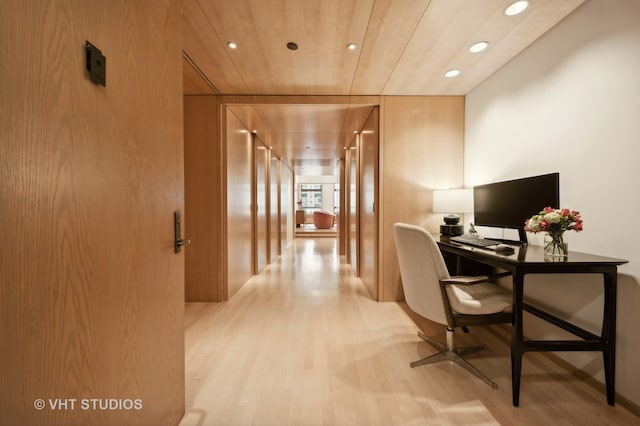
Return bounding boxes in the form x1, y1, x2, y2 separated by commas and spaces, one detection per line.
300, 184, 322, 209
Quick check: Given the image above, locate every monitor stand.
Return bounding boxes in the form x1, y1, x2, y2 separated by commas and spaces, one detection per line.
518, 229, 528, 245
466, 223, 528, 246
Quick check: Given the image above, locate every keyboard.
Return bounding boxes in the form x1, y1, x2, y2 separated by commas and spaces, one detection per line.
450, 235, 500, 247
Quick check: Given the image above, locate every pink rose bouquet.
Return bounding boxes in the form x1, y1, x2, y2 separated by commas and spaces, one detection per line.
524, 207, 583, 235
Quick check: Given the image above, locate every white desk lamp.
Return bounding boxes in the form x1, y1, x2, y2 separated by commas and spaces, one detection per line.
433, 189, 472, 236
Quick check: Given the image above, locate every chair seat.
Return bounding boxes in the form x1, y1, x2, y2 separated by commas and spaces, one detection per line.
446, 282, 512, 315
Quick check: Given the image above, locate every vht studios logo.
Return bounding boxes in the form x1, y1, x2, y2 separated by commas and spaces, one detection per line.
33, 398, 143, 411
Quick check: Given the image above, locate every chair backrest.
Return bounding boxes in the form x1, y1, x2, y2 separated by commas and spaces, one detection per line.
393, 223, 451, 326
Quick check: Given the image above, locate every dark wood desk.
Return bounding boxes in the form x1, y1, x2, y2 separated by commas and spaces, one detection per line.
436, 235, 628, 407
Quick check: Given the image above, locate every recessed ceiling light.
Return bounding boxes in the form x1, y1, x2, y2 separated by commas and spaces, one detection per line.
445, 69, 460, 78
227, 41, 237, 49
347, 43, 357, 51
469, 41, 489, 53
287, 42, 299, 51
505, 1, 529, 16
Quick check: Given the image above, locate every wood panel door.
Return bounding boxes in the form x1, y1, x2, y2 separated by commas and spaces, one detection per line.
254, 139, 269, 273
0, 1, 184, 425
270, 157, 281, 260
280, 163, 293, 249
225, 110, 253, 299
348, 143, 360, 276
184, 95, 224, 302
359, 108, 379, 300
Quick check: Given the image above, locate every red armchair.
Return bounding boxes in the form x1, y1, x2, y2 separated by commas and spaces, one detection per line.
312, 211, 335, 229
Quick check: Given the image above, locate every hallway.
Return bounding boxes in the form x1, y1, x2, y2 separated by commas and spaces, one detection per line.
180, 238, 638, 426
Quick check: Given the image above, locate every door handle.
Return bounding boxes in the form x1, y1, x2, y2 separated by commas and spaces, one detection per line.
174, 211, 191, 253
177, 238, 191, 248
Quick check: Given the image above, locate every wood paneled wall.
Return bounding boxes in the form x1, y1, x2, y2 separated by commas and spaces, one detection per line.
338, 159, 347, 256
378, 96, 464, 302
184, 95, 224, 302
280, 162, 293, 250
185, 102, 294, 302
226, 110, 254, 299
254, 138, 269, 272
347, 145, 359, 274
359, 108, 380, 300
0, 1, 184, 424
270, 157, 281, 260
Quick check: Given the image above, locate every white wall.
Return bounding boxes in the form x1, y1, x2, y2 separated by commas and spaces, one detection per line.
296, 175, 337, 184
465, 0, 640, 406
296, 174, 337, 213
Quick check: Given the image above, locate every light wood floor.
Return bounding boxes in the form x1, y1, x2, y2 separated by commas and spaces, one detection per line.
295, 223, 338, 238
180, 238, 638, 426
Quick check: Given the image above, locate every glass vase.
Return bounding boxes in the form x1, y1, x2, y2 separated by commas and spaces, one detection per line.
544, 232, 568, 258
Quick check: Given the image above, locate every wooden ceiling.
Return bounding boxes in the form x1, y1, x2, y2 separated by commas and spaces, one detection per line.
183, 0, 585, 175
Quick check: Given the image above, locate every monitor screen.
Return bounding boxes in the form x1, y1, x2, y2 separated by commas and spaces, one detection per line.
473, 173, 560, 231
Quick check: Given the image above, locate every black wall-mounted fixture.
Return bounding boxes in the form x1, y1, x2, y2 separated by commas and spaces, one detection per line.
85, 41, 106, 86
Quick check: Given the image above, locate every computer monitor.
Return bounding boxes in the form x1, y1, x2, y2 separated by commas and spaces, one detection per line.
473, 173, 560, 243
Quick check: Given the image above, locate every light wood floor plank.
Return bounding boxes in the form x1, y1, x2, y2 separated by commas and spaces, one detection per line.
181, 238, 638, 425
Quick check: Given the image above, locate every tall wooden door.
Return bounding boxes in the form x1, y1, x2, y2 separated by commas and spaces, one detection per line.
254, 139, 269, 273
225, 110, 254, 298
359, 108, 379, 300
0, 1, 185, 425
281, 163, 294, 248
348, 142, 360, 276
270, 157, 281, 260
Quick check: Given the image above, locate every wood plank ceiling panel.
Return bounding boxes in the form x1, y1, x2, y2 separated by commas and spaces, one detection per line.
183, 0, 248, 93
195, 0, 374, 95
256, 104, 351, 164
383, 0, 586, 95
350, 0, 431, 95
184, 0, 586, 174
229, 102, 376, 175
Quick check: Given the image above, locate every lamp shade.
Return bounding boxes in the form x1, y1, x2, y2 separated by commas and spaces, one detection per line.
432, 189, 473, 213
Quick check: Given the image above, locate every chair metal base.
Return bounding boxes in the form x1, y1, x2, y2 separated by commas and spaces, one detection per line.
411, 329, 498, 389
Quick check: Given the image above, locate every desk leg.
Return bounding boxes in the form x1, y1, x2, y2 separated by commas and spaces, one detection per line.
602, 268, 617, 406
511, 273, 525, 407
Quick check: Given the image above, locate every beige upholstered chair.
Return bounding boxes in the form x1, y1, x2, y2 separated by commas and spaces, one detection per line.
393, 223, 513, 388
